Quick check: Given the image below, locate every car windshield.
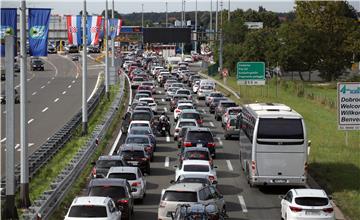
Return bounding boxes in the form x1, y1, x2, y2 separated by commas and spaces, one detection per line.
121, 150, 145, 159
177, 90, 190, 95
126, 137, 149, 144
179, 122, 197, 127
108, 172, 137, 180
162, 191, 197, 202
183, 165, 210, 172
89, 186, 126, 200
187, 131, 213, 142
185, 151, 210, 160
32, 60, 42, 64
68, 205, 107, 217
96, 160, 123, 168
295, 197, 329, 206
132, 113, 151, 121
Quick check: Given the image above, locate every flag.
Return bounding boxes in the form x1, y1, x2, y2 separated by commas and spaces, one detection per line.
87, 16, 102, 46
116, 19, 123, 36
108, 18, 118, 39
66, 15, 82, 45
0, 8, 17, 57
28, 8, 51, 56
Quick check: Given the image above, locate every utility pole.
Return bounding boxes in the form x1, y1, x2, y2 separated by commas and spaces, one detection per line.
215, 0, 218, 40
82, 0, 88, 135
210, 0, 213, 43
166, 2, 168, 27
111, 0, 115, 67
105, 0, 109, 98
219, 0, 223, 72
20, 0, 31, 208
181, 0, 185, 58
141, 4, 144, 28
195, 0, 197, 52
228, 0, 230, 21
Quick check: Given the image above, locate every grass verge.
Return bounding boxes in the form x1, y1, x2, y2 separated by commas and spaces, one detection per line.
212, 74, 360, 219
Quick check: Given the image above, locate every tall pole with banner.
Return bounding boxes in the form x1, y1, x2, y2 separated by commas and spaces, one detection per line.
195, 0, 197, 52
111, 0, 115, 67
82, 0, 88, 135
105, 0, 109, 98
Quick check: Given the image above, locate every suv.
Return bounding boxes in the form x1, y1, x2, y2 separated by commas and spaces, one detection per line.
182, 127, 216, 158
221, 107, 242, 128
118, 145, 151, 174
158, 183, 225, 220
31, 58, 44, 71
223, 116, 239, 140
65, 196, 121, 220
124, 135, 154, 161
214, 101, 238, 121
90, 155, 127, 179
209, 97, 228, 114
87, 179, 134, 220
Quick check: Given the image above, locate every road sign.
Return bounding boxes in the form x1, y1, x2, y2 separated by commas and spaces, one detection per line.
237, 62, 265, 85
222, 68, 228, 77
337, 82, 360, 130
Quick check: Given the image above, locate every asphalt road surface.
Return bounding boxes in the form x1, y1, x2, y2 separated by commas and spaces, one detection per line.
1, 53, 102, 175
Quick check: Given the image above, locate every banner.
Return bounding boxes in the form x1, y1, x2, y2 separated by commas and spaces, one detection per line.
87, 16, 102, 45
0, 8, 17, 57
28, 8, 51, 56
108, 19, 118, 39
66, 15, 82, 45
116, 19, 123, 36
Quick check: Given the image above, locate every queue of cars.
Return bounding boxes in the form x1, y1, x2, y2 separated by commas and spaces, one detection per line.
65, 52, 335, 220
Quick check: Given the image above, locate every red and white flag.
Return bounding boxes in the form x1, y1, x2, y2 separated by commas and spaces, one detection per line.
66, 15, 82, 45
116, 19, 123, 36
87, 16, 102, 46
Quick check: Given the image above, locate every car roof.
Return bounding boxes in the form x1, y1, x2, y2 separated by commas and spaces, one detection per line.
292, 189, 328, 198
120, 144, 146, 151
130, 120, 150, 124
178, 118, 197, 123
183, 147, 210, 153
187, 127, 211, 132
139, 97, 154, 101
98, 155, 123, 161
177, 103, 193, 107
165, 183, 204, 192
89, 178, 128, 187
108, 166, 139, 173
132, 110, 152, 114
71, 196, 111, 206
182, 160, 211, 166
126, 134, 150, 139
181, 109, 199, 113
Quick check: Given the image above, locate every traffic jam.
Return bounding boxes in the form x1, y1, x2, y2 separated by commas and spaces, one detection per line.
64, 51, 335, 220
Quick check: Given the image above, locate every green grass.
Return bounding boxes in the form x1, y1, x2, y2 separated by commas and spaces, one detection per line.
16, 82, 124, 214
213, 74, 360, 220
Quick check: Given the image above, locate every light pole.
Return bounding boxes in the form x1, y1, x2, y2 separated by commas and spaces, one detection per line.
195, 0, 197, 52
210, 0, 213, 44
166, 2, 168, 27
228, 0, 230, 21
82, 0, 88, 135
141, 4, 144, 27
219, 0, 223, 73
105, 0, 109, 98
215, 0, 218, 40
111, 0, 115, 67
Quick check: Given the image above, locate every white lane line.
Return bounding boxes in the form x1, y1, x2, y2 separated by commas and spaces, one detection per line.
209, 122, 214, 127
40, 85, 45, 89
42, 57, 58, 77
238, 195, 248, 213
67, 85, 72, 88
27, 118, 34, 124
41, 107, 48, 113
72, 80, 76, 84
226, 160, 234, 171
164, 156, 170, 167
28, 143, 34, 147
166, 136, 170, 142
0, 138, 6, 143
27, 78, 31, 82
87, 71, 103, 102
3, 111, 6, 114
164, 107, 168, 112
216, 137, 223, 146
47, 80, 51, 84
75, 74, 79, 79
52, 77, 55, 80
54, 98, 59, 103
62, 91, 67, 95
161, 98, 165, 102
32, 91, 37, 96
15, 144, 20, 149
159, 91, 162, 94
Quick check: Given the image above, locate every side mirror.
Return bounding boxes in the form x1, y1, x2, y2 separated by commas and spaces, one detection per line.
328, 195, 333, 200
214, 166, 218, 169
170, 180, 175, 184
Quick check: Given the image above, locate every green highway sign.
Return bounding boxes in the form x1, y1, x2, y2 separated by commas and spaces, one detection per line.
237, 62, 265, 85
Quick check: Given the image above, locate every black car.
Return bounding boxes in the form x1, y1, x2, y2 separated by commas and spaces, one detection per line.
118, 145, 151, 174
209, 97, 228, 114
14, 63, 20, 72
182, 127, 216, 158
31, 59, 44, 71
87, 45, 100, 53
87, 178, 134, 220
1, 89, 20, 104
90, 155, 127, 178
67, 45, 79, 53
71, 55, 80, 61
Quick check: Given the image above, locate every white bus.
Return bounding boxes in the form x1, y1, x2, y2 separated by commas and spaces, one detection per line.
238, 103, 309, 187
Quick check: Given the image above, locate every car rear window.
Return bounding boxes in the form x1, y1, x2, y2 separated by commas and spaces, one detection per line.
179, 105, 193, 110
177, 90, 190, 95
221, 102, 237, 108
179, 122, 197, 127
211, 93, 223, 97
130, 129, 150, 135
183, 165, 210, 172
257, 118, 304, 139
88, 186, 126, 200
162, 191, 197, 202
125, 137, 149, 144
177, 178, 210, 185
187, 131, 213, 142
229, 109, 241, 115
68, 205, 107, 217
131, 123, 149, 128
96, 160, 123, 168
185, 151, 210, 160
295, 197, 329, 206
121, 150, 145, 158
201, 86, 213, 90
230, 119, 236, 126
132, 113, 151, 121
181, 113, 200, 120
133, 78, 143, 81
108, 172, 137, 180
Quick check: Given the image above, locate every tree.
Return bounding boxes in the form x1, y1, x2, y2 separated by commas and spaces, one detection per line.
222, 17, 247, 44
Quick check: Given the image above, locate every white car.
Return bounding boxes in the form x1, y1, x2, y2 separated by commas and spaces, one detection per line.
175, 89, 192, 100
64, 196, 121, 220
174, 160, 217, 183
106, 166, 147, 201
174, 118, 199, 140
280, 189, 335, 220
197, 85, 215, 100
192, 80, 200, 93
139, 97, 157, 112
152, 66, 164, 76
184, 56, 193, 63
166, 87, 179, 100
173, 103, 195, 121
127, 120, 152, 134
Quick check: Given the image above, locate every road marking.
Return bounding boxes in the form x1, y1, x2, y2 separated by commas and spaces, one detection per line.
226, 160, 234, 171
52, 77, 55, 80
40, 85, 45, 89
87, 71, 103, 102
161, 98, 165, 102
166, 136, 170, 142
32, 91, 37, 96
27, 118, 34, 124
54, 98, 59, 103
15, 85, 20, 89
164, 156, 170, 167
15, 144, 20, 149
209, 122, 214, 127
27, 78, 31, 82
41, 107, 48, 113
164, 107, 168, 112
47, 80, 51, 84
62, 91, 67, 95
3, 111, 6, 114
68, 85, 72, 88
75, 74, 79, 79
0, 138, 6, 143
238, 195, 248, 213
202, 109, 206, 113
42, 57, 58, 77
216, 137, 223, 146
72, 80, 76, 84
159, 91, 162, 94
28, 143, 34, 147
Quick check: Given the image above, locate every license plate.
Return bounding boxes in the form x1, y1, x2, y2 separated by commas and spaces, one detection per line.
128, 161, 139, 165
305, 210, 320, 215
273, 179, 287, 183
196, 143, 203, 147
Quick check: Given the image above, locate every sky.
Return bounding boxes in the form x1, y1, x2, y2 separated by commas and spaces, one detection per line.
1, 0, 359, 15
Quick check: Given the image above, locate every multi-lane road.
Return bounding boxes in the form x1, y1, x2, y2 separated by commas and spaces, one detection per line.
1, 53, 102, 174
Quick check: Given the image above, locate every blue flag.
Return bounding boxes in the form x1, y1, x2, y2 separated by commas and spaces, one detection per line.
28, 8, 51, 56
0, 8, 17, 57
108, 19, 118, 39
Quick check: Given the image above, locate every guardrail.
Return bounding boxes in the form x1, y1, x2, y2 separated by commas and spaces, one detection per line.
22, 74, 126, 219
1, 85, 105, 193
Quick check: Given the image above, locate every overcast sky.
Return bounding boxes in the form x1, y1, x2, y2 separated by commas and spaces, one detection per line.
2, 0, 359, 15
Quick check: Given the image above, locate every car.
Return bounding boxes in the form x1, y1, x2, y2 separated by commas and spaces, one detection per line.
205, 92, 225, 106
64, 196, 121, 220
133, 106, 153, 116
158, 183, 225, 220
128, 127, 156, 150
124, 134, 154, 161
178, 109, 203, 126
184, 56, 193, 63
209, 97, 228, 114
118, 144, 151, 174
133, 93, 150, 102
170, 94, 189, 112
221, 107, 242, 127
31, 58, 44, 71
175, 89, 192, 100
168, 83, 185, 90
137, 86, 153, 96
174, 160, 217, 183
131, 77, 144, 89
106, 166, 147, 201
141, 81, 156, 94
179, 147, 213, 168
214, 100, 238, 121
47, 44, 57, 54
176, 126, 195, 148
130, 110, 154, 122
223, 116, 239, 140
66, 44, 79, 53
87, 179, 133, 220
71, 55, 80, 61
139, 97, 157, 112
197, 85, 215, 100
164, 80, 178, 91
280, 189, 335, 220
90, 155, 127, 179
173, 103, 195, 122
182, 127, 216, 157
174, 119, 199, 141
127, 120, 152, 134
87, 45, 101, 53
166, 87, 179, 101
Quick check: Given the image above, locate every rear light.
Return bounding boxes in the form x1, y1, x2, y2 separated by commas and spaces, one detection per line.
207, 142, 215, 147
251, 161, 256, 174
175, 128, 180, 132
141, 157, 148, 161
183, 142, 192, 147
117, 199, 129, 204
323, 208, 333, 213
197, 119, 203, 124
131, 182, 141, 187
208, 175, 216, 182
159, 201, 166, 208
145, 146, 152, 152
289, 206, 302, 212
175, 109, 181, 113
91, 167, 96, 177
226, 121, 231, 129
304, 162, 308, 172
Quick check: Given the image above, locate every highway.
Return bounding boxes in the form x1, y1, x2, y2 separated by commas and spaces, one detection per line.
0, 53, 102, 175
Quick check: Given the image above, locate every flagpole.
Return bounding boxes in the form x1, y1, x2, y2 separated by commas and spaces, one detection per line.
20, 0, 31, 209
105, 0, 109, 99
111, 0, 115, 67
82, 0, 88, 135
